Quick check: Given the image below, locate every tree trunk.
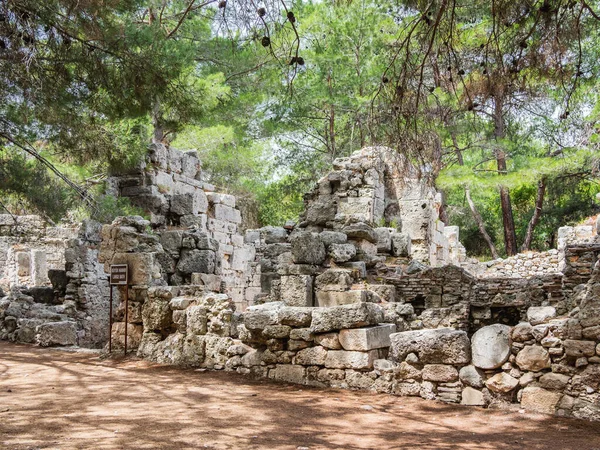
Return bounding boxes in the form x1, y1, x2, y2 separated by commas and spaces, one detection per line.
493, 92, 518, 256
465, 186, 499, 259
152, 98, 164, 144
521, 178, 546, 251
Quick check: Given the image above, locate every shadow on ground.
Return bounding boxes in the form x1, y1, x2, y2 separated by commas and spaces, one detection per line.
1, 341, 600, 450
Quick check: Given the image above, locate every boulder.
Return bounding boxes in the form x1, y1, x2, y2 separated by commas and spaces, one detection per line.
471, 324, 511, 370
512, 322, 533, 342
338, 324, 396, 351
389, 328, 471, 365
485, 372, 519, 393
515, 345, 551, 372
319, 231, 347, 246
459, 365, 485, 389
310, 303, 384, 333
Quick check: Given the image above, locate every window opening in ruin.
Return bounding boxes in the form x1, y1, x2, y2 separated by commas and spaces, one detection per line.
412, 294, 426, 316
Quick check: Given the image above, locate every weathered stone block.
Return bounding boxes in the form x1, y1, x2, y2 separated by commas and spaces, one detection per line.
290, 232, 326, 265
244, 303, 281, 331
315, 332, 341, 349
36, 321, 77, 346
527, 306, 556, 325
186, 305, 208, 335
278, 307, 313, 327
177, 249, 216, 275
311, 303, 384, 334
324, 349, 380, 370
295, 346, 328, 366
422, 364, 458, 382
564, 339, 596, 357
521, 386, 562, 415
390, 233, 411, 257
329, 243, 356, 263
280, 275, 313, 307
389, 328, 471, 365
338, 324, 396, 351
461, 387, 485, 406
269, 364, 306, 384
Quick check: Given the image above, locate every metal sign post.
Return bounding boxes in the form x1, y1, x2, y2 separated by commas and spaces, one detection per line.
109, 264, 129, 356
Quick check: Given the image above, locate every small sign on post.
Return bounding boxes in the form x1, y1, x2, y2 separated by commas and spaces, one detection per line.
108, 264, 129, 356
110, 264, 128, 285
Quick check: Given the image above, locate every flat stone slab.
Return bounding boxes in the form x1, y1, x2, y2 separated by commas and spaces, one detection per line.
338, 324, 396, 351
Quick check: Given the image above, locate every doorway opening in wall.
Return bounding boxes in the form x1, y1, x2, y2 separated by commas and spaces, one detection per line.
411, 294, 426, 316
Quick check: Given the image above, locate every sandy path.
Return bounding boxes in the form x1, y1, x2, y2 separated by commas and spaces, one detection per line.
1, 341, 600, 449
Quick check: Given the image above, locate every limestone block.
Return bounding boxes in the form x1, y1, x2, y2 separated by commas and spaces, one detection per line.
280, 275, 313, 307
374, 228, 392, 253
142, 295, 173, 331
338, 197, 374, 222
160, 230, 184, 257
539, 373, 571, 390
243, 303, 282, 331
36, 321, 77, 346
314, 332, 341, 349
214, 204, 242, 224
314, 269, 354, 291
338, 324, 396, 351
110, 322, 143, 350
342, 222, 377, 243
422, 364, 458, 382
461, 387, 485, 406
262, 325, 291, 339
329, 243, 356, 263
190, 273, 222, 291
186, 305, 208, 335
311, 303, 384, 333
389, 328, 471, 365
485, 372, 519, 393
515, 345, 551, 371
30, 250, 48, 286
521, 386, 562, 415
319, 231, 347, 246
295, 346, 328, 366
564, 339, 596, 357
290, 232, 326, 265
269, 364, 306, 384
110, 252, 160, 286
527, 306, 556, 325
315, 290, 369, 307
390, 233, 411, 257
278, 307, 313, 327
289, 328, 314, 341
471, 324, 511, 370
16, 252, 30, 277
177, 249, 216, 275
324, 349, 380, 370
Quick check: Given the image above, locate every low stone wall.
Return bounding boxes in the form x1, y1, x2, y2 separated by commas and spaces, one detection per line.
111, 262, 600, 422
473, 250, 560, 279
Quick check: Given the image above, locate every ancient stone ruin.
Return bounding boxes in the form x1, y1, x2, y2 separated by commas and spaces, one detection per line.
2, 145, 600, 421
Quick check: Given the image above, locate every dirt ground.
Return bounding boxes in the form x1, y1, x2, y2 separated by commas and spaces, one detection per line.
2, 342, 600, 450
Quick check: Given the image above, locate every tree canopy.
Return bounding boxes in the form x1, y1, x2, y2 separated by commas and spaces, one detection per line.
1, 0, 600, 258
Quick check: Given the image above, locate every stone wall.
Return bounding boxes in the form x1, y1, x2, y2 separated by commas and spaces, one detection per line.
107, 143, 257, 310
0, 218, 110, 348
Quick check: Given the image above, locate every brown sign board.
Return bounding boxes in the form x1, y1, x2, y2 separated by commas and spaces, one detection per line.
110, 264, 128, 286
